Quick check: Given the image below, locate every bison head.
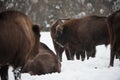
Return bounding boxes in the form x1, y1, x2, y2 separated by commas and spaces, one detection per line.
54, 24, 67, 48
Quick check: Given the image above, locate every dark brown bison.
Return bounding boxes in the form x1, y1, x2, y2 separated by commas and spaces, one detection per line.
0, 10, 40, 80
50, 19, 85, 61
50, 19, 71, 61
54, 15, 109, 61
107, 10, 120, 67
21, 42, 61, 75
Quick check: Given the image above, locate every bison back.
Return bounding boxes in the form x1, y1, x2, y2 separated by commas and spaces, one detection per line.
0, 10, 35, 67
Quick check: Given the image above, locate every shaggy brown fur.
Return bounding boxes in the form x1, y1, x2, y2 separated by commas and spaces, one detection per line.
50, 19, 85, 61
0, 10, 40, 80
54, 15, 109, 60
107, 10, 120, 67
22, 42, 61, 75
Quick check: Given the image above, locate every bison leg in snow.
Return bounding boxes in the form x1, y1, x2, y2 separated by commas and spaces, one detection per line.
0, 65, 9, 80
76, 50, 85, 61
54, 42, 64, 61
91, 46, 96, 58
13, 67, 22, 80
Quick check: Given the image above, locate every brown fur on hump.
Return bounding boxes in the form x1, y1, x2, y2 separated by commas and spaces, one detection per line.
61, 15, 108, 45
0, 10, 36, 67
38, 42, 61, 73
0, 10, 41, 80
10, 11, 36, 63
40, 42, 61, 72
17, 14, 36, 61
54, 15, 109, 60
22, 42, 61, 75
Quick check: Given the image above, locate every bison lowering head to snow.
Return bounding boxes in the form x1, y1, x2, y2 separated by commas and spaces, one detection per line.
107, 10, 120, 67
22, 42, 61, 75
0, 10, 40, 80
54, 15, 109, 60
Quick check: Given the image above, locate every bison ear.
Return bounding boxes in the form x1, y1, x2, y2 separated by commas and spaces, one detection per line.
32, 25, 41, 36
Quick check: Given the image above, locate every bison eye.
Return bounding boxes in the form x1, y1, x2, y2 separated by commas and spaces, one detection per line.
57, 29, 63, 37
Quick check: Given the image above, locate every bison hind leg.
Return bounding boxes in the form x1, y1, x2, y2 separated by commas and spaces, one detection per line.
80, 50, 85, 61
0, 65, 9, 80
91, 46, 96, 58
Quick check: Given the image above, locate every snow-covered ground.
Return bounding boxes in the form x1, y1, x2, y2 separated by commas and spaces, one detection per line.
9, 32, 120, 80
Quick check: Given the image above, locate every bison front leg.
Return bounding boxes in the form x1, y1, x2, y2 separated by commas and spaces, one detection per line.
91, 46, 96, 58
109, 48, 115, 67
65, 48, 73, 60
75, 50, 85, 61
56, 47, 64, 61
68, 46, 76, 60
80, 50, 85, 61
86, 44, 95, 60
86, 47, 93, 60
76, 51, 80, 60
53, 41, 64, 61
0, 65, 9, 80
70, 51, 75, 60
13, 67, 21, 80
65, 44, 73, 60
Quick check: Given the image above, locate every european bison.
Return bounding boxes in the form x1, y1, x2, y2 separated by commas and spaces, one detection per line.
0, 10, 40, 80
50, 19, 85, 61
54, 15, 109, 60
22, 42, 61, 75
50, 19, 71, 61
107, 10, 120, 67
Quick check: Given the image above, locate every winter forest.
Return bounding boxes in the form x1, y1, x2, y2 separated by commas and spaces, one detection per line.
0, 0, 120, 31
0, 0, 120, 80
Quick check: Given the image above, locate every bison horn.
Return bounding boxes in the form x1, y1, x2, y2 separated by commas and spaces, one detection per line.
53, 39, 64, 48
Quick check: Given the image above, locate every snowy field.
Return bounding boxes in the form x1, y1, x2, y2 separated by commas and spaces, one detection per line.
8, 32, 120, 80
